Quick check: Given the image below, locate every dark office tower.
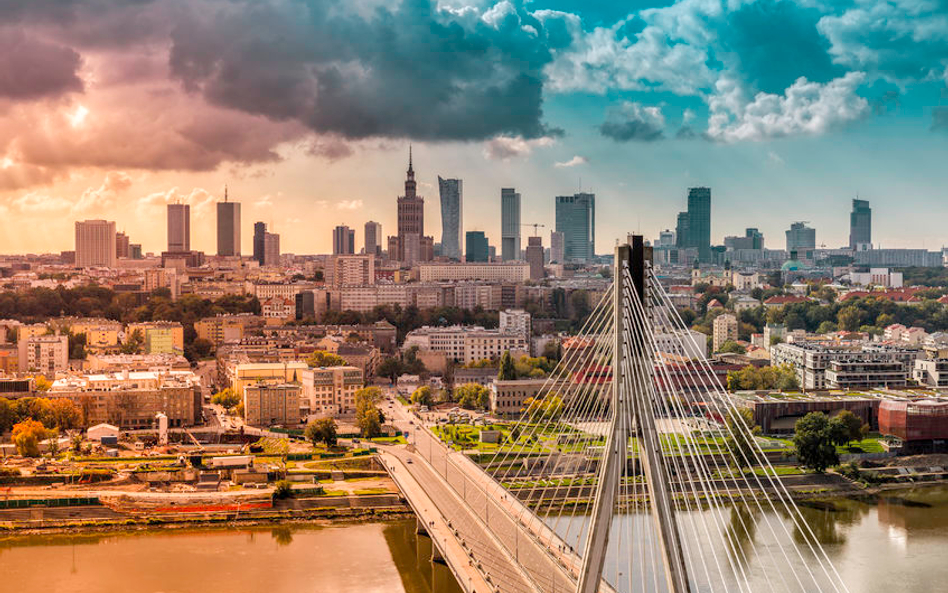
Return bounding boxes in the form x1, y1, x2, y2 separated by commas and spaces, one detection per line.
438, 177, 462, 260
217, 188, 241, 256
253, 222, 266, 265
745, 227, 764, 250
675, 212, 690, 248
501, 188, 521, 261
364, 221, 382, 257
686, 187, 711, 262
333, 225, 355, 255
167, 203, 190, 252
526, 236, 544, 280
465, 231, 489, 262
554, 193, 595, 262
850, 198, 871, 250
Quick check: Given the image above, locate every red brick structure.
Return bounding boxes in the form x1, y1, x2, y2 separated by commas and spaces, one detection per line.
878, 399, 948, 441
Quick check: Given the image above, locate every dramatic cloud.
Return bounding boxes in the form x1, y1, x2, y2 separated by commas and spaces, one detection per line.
706, 73, 870, 143
0, 30, 84, 100
555, 155, 588, 167
482, 135, 556, 160
167, 0, 561, 141
599, 102, 665, 142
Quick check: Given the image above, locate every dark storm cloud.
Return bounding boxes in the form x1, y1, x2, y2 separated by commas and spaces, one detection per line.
0, 30, 83, 99
166, 0, 560, 141
599, 102, 665, 142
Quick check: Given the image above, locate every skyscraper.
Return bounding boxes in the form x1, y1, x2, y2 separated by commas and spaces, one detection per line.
115, 232, 130, 259
438, 177, 463, 260
550, 231, 565, 263
217, 188, 241, 256
675, 187, 711, 262
264, 232, 280, 267
786, 222, 816, 255
850, 198, 871, 250
501, 188, 521, 261
554, 193, 595, 262
253, 222, 267, 265
75, 220, 117, 268
526, 235, 544, 280
364, 221, 382, 257
465, 231, 489, 262
389, 147, 433, 264
167, 203, 190, 252
333, 225, 355, 255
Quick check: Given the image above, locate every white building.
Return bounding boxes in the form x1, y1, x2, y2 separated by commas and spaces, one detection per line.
849, 268, 903, 288
326, 255, 375, 288
417, 263, 529, 283
731, 271, 761, 291
298, 366, 363, 417
653, 329, 708, 359
403, 325, 528, 364
75, 220, 117, 268
499, 309, 531, 341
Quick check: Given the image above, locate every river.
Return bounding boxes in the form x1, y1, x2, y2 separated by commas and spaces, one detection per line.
3, 487, 948, 592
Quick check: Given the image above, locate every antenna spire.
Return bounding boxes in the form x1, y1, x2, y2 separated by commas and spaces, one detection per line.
224, 184, 228, 202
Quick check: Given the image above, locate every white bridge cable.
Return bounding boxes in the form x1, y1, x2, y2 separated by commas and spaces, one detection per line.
622, 268, 768, 593
648, 271, 850, 593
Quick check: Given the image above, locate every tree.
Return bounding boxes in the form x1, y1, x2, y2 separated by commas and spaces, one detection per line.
121, 329, 144, 354
498, 350, 517, 381
411, 386, 433, 407
377, 357, 403, 381
830, 410, 864, 446
837, 306, 862, 332
355, 387, 383, 438
305, 418, 337, 448
33, 375, 52, 392
454, 383, 490, 411
187, 338, 214, 360
793, 413, 839, 473
816, 321, 838, 334
0, 397, 15, 433
718, 340, 746, 354
523, 394, 564, 421
211, 388, 241, 410
47, 398, 83, 430
306, 350, 347, 368
724, 408, 761, 469
12, 420, 48, 457
68, 332, 87, 360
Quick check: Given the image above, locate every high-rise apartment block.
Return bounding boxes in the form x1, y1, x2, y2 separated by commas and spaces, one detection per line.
712, 313, 738, 352
327, 255, 375, 288
526, 236, 544, 280
465, 231, 489, 263
18, 334, 68, 375
675, 187, 711, 263
115, 232, 130, 259
550, 231, 565, 264
786, 222, 816, 256
438, 177, 463, 261
217, 190, 241, 256
554, 193, 595, 262
501, 188, 521, 261
333, 225, 355, 255
167, 203, 190, 252
264, 232, 280, 267
850, 198, 871, 250
364, 221, 382, 257
253, 222, 266, 265
75, 220, 117, 268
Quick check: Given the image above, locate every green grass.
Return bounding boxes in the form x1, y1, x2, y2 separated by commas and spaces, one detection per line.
836, 438, 885, 455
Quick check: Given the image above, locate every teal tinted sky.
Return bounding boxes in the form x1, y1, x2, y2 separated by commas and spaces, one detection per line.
0, 0, 945, 254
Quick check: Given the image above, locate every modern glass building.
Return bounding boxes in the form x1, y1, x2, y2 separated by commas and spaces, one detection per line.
465, 231, 489, 262
850, 198, 871, 250
253, 221, 266, 265
786, 222, 816, 256
501, 188, 521, 261
438, 177, 463, 260
554, 193, 595, 262
167, 203, 190, 252
332, 225, 355, 255
216, 197, 241, 256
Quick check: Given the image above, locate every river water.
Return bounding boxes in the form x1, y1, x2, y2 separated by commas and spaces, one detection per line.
3, 487, 948, 593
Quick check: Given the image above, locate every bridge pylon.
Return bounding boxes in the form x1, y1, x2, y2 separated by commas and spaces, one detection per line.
575, 236, 691, 593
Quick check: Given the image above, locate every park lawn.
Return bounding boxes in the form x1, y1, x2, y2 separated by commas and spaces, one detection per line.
836, 438, 885, 455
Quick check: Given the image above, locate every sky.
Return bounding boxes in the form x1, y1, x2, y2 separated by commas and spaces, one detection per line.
0, 0, 947, 256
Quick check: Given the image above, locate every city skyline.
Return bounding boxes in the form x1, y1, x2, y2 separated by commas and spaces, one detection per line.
1, 0, 947, 255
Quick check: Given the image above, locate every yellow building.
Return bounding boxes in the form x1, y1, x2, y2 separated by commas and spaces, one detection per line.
126, 322, 185, 355
243, 383, 301, 427
299, 366, 363, 417
195, 314, 259, 346
17, 323, 49, 343
66, 319, 122, 350
229, 361, 308, 397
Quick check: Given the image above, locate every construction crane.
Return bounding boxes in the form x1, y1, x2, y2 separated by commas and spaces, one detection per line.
521, 223, 546, 237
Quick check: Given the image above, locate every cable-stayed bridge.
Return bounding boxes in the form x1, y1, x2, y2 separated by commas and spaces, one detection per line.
381, 237, 850, 593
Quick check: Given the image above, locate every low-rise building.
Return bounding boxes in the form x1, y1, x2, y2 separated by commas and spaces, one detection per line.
228, 361, 308, 396
771, 342, 921, 390
18, 334, 68, 375
126, 321, 185, 355
712, 314, 738, 352
299, 366, 363, 417
403, 325, 528, 364
243, 383, 301, 427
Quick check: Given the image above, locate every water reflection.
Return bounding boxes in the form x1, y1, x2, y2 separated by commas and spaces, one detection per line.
270, 526, 294, 546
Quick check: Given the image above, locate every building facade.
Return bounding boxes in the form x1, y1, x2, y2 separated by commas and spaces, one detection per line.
465, 231, 489, 262
555, 193, 595, 262
75, 220, 117, 268
243, 383, 301, 427
333, 225, 355, 255
849, 198, 872, 250
167, 203, 191, 252
438, 177, 463, 261
501, 188, 521, 261
299, 366, 363, 417
217, 195, 241, 256
364, 221, 382, 257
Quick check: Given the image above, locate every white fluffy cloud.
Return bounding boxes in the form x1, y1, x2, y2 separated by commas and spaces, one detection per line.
555, 155, 588, 167
706, 72, 870, 143
482, 135, 557, 161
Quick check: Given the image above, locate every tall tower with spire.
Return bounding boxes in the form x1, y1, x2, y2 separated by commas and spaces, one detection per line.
217, 185, 241, 256
394, 145, 429, 264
